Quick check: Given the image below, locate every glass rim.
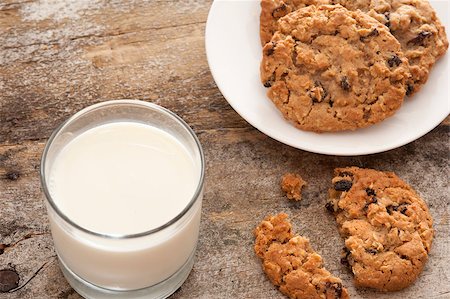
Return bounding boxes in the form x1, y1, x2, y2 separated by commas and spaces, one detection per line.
40, 99, 205, 239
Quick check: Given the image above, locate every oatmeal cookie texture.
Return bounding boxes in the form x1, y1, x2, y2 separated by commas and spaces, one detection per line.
326, 167, 434, 291
281, 173, 307, 201
260, 0, 329, 45
260, 0, 448, 95
260, 5, 409, 132
254, 213, 350, 299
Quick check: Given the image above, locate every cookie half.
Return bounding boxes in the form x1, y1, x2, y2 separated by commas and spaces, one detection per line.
260, 0, 449, 95
261, 5, 409, 132
327, 167, 434, 291
254, 213, 350, 299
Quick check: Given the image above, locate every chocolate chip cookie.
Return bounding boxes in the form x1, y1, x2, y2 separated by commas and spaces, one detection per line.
260, 0, 448, 95
254, 213, 350, 299
261, 5, 409, 132
326, 167, 434, 291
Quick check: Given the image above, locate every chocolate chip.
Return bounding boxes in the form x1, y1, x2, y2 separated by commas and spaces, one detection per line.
329, 100, 334, 108
364, 197, 378, 211
0, 269, 19, 292
272, 3, 288, 18
387, 203, 408, 215
325, 202, 335, 213
338, 171, 353, 178
386, 205, 395, 214
392, 205, 400, 211
365, 188, 376, 196
387, 55, 402, 67
369, 28, 379, 37
407, 31, 433, 46
340, 77, 351, 91
334, 180, 352, 191
400, 206, 408, 215
406, 83, 414, 96
266, 42, 276, 56
384, 12, 391, 29
400, 255, 409, 260
366, 248, 378, 255
5, 171, 20, 181
264, 74, 275, 88
386, 205, 393, 215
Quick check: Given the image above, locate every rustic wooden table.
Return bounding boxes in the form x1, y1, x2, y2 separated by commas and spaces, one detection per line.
0, 1, 449, 298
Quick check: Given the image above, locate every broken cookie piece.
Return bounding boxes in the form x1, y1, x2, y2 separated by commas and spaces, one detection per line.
281, 173, 307, 201
327, 167, 434, 291
254, 213, 349, 299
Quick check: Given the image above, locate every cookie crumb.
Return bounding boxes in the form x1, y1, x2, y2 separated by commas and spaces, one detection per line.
281, 173, 306, 201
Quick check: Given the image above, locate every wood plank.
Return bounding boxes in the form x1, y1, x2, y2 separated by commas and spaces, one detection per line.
0, 126, 449, 298
1, 0, 449, 298
0, 0, 247, 145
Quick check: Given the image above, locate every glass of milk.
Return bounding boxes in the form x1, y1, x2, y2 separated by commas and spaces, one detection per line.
40, 100, 205, 299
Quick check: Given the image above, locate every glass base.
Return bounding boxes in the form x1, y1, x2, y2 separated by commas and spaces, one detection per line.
58, 250, 196, 299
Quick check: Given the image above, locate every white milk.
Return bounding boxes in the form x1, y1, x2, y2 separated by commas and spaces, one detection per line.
46, 122, 202, 290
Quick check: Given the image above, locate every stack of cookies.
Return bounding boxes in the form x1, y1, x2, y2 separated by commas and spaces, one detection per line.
259, 0, 448, 132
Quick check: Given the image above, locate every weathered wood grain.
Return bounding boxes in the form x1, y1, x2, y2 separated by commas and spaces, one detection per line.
0, 0, 247, 144
1, 126, 449, 298
1, 0, 449, 298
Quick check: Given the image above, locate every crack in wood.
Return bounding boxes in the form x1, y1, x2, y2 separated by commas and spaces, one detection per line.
71, 20, 206, 41
431, 291, 450, 298
7, 255, 57, 293
0, 232, 50, 255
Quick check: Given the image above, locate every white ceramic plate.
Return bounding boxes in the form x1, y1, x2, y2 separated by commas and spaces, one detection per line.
205, 0, 450, 156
